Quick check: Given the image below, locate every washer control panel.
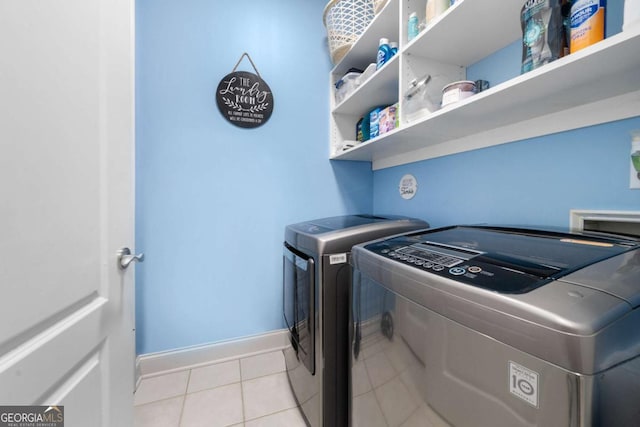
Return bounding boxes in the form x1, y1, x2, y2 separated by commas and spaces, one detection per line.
394, 246, 464, 268
365, 238, 548, 294
359, 225, 640, 294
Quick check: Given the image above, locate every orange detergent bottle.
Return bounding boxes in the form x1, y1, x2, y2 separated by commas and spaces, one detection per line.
570, 0, 606, 52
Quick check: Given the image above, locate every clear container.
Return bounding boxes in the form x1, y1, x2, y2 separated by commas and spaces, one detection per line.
356, 63, 376, 86
335, 71, 361, 104
403, 74, 439, 122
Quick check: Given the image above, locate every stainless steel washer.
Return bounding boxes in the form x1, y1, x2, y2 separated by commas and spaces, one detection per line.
351, 225, 640, 427
282, 215, 428, 427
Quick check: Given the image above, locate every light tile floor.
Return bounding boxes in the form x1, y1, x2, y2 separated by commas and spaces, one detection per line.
134, 349, 307, 427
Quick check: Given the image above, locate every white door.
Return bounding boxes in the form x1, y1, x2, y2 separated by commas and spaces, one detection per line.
0, 0, 135, 426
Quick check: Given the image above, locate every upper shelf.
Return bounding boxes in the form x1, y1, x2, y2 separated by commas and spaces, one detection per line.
405, 0, 524, 66
331, 26, 640, 169
331, 0, 399, 76
331, 0, 524, 75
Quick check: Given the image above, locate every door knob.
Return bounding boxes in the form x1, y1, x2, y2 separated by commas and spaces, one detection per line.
117, 247, 144, 270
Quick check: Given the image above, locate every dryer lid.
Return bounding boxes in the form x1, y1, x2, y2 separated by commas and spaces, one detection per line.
289, 214, 403, 235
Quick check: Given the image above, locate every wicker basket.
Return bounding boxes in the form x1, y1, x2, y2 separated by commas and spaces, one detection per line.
374, 0, 389, 14
323, 0, 375, 65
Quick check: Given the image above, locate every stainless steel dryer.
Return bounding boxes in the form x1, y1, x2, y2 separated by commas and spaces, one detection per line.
351, 225, 640, 427
283, 215, 428, 427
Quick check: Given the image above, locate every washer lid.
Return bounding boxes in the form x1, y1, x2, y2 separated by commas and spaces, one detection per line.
560, 249, 640, 307
364, 225, 640, 294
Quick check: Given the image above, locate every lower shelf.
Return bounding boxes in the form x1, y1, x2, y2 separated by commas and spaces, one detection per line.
331, 27, 640, 170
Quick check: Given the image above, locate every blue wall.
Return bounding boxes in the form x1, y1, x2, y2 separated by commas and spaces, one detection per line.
136, 0, 638, 356
135, 0, 373, 355
373, 116, 640, 227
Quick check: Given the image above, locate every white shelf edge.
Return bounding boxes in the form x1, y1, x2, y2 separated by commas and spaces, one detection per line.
330, 26, 640, 169
372, 91, 640, 170
404, 0, 523, 66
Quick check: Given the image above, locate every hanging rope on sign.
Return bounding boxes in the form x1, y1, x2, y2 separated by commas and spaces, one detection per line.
231, 52, 262, 78
215, 52, 274, 129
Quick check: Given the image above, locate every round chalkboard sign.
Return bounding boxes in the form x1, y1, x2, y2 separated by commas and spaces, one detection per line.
216, 71, 273, 128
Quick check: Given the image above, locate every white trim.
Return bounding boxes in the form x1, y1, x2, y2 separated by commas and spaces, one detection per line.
136, 329, 289, 378
135, 357, 142, 392
570, 210, 640, 233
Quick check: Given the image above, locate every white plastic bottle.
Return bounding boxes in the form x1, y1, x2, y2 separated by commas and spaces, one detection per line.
624, 0, 640, 31
426, 0, 449, 24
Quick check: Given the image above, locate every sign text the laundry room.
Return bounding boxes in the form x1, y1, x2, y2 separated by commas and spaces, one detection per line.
216, 70, 273, 129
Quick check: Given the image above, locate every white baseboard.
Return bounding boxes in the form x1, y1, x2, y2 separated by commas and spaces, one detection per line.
135, 357, 143, 392
136, 329, 290, 379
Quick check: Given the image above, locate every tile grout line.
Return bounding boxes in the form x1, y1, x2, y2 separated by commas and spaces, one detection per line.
181, 365, 285, 397
134, 394, 185, 408
134, 370, 192, 407
361, 355, 390, 427
239, 368, 287, 384
184, 379, 243, 396
135, 351, 288, 426
241, 351, 302, 426
243, 406, 299, 425
239, 357, 247, 424
177, 369, 192, 427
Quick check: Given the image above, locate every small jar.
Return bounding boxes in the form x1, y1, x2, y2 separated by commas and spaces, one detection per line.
441, 80, 476, 107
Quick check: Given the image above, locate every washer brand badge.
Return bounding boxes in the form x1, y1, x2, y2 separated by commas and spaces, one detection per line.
329, 253, 347, 265
509, 362, 539, 407
0, 406, 64, 427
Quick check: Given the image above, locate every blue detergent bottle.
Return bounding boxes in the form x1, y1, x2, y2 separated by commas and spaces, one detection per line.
390, 42, 398, 56
376, 38, 392, 69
